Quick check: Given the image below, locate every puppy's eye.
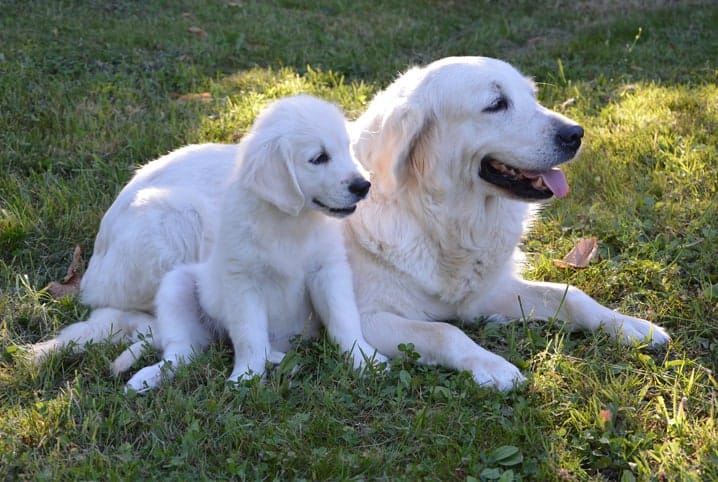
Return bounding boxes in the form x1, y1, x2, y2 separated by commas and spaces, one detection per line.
310, 151, 330, 164
483, 97, 509, 113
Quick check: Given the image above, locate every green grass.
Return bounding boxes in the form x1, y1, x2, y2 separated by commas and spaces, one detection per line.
1, 0, 717, 479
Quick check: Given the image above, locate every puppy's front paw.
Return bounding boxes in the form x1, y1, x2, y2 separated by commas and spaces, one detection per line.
227, 372, 257, 385
227, 358, 266, 385
125, 363, 169, 394
468, 354, 527, 391
266, 350, 287, 365
349, 343, 388, 371
605, 315, 671, 347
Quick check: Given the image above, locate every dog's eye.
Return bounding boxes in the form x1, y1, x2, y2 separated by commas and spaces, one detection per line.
483, 97, 509, 113
310, 151, 330, 164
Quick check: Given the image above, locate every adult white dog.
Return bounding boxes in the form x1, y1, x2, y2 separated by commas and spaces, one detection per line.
114, 95, 385, 392
30, 57, 670, 390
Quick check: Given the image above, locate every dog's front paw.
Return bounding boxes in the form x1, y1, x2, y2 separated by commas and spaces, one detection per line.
468, 353, 526, 391
604, 315, 671, 347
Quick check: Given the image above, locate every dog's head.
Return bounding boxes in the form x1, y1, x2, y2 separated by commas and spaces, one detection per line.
353, 56, 583, 201
239, 95, 370, 218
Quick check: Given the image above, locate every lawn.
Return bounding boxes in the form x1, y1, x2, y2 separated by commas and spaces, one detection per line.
1, 1, 717, 480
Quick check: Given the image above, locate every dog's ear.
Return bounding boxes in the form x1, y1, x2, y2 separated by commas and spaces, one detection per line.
358, 100, 432, 194
240, 137, 305, 216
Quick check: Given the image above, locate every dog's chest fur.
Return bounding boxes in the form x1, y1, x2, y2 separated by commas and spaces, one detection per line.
349, 194, 529, 318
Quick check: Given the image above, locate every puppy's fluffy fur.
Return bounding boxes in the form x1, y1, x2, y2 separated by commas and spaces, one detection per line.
121, 95, 384, 391
30, 57, 669, 391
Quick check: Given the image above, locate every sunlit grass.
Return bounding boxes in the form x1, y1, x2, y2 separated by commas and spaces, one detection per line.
190, 66, 376, 144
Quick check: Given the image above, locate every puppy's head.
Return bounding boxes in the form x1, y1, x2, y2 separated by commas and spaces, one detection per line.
240, 95, 370, 217
354, 56, 583, 201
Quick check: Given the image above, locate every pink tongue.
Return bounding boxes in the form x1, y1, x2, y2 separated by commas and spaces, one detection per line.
540, 168, 569, 198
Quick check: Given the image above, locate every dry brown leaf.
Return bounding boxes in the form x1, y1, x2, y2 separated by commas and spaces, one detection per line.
46, 245, 83, 298
554, 236, 599, 269
598, 408, 613, 429
188, 26, 208, 38
177, 92, 212, 103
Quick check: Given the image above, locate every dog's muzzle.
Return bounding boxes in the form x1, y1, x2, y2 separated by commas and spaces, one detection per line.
479, 123, 583, 201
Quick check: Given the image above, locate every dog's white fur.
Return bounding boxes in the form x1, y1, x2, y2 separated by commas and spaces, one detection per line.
30, 57, 669, 391
343, 57, 669, 389
118, 95, 384, 391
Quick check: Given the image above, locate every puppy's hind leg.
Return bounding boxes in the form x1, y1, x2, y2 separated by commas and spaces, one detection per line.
28, 307, 154, 363
110, 338, 154, 376
111, 310, 159, 375
125, 265, 212, 393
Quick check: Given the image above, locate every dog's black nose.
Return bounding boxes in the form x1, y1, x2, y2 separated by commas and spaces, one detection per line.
556, 124, 584, 151
348, 178, 371, 198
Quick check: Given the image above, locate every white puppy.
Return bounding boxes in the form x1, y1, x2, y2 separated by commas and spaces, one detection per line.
117, 95, 385, 391
29, 57, 669, 392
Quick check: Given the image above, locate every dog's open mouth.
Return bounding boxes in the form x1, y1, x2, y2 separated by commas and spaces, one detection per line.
479, 157, 569, 200
312, 199, 357, 217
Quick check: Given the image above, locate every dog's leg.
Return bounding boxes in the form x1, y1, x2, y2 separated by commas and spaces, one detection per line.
125, 266, 212, 393
362, 311, 525, 390
27, 307, 153, 363
219, 288, 273, 383
474, 276, 670, 346
111, 313, 162, 375
308, 262, 388, 369
110, 339, 152, 375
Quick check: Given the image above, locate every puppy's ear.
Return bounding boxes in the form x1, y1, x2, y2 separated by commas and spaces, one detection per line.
360, 100, 432, 194
241, 138, 305, 216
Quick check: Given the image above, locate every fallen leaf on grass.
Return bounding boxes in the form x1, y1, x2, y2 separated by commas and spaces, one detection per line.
46, 245, 83, 298
188, 26, 207, 38
176, 92, 213, 103
554, 236, 598, 269
599, 408, 613, 429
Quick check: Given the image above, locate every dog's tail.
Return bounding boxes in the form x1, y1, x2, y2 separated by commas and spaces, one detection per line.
27, 307, 154, 363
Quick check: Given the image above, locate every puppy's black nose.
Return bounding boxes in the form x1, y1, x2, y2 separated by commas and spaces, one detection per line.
557, 124, 584, 151
348, 178, 371, 199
